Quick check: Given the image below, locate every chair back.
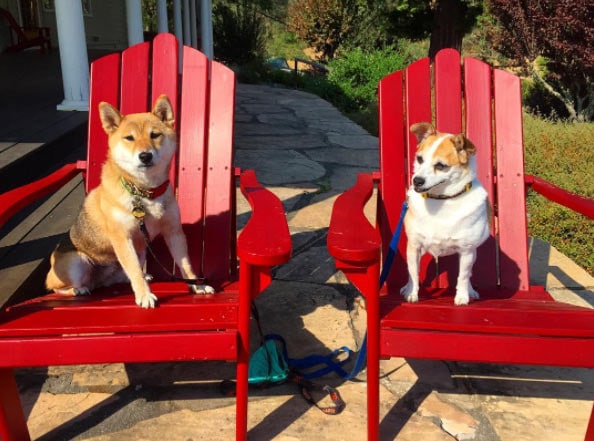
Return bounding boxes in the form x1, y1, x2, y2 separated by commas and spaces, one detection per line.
378, 49, 529, 295
86, 33, 236, 285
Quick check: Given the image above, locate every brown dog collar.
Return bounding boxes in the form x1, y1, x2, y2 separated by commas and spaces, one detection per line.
422, 182, 472, 200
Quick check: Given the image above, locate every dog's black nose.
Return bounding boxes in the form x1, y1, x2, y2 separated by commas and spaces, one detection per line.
413, 176, 425, 188
139, 151, 153, 165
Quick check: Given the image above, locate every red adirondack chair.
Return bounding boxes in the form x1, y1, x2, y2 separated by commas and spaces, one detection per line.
0, 33, 291, 441
327, 48, 594, 441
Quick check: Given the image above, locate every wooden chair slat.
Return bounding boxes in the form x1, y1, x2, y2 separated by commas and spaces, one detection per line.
203, 60, 236, 282
434, 49, 463, 288
378, 70, 408, 289
177, 46, 209, 273
493, 69, 530, 291
404, 57, 438, 287
86, 53, 120, 193
404, 57, 432, 176
151, 33, 179, 187
151, 33, 179, 111
120, 42, 150, 115
464, 57, 499, 289
435, 48, 462, 133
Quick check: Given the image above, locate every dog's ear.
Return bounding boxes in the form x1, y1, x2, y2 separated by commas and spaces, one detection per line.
152, 94, 175, 127
410, 122, 436, 143
99, 102, 122, 134
453, 134, 477, 164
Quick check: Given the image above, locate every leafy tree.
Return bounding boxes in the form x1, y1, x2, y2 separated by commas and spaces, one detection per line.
428, 0, 482, 58
285, 0, 481, 60
286, 0, 362, 60
344, 0, 431, 50
212, 0, 268, 64
488, 0, 594, 121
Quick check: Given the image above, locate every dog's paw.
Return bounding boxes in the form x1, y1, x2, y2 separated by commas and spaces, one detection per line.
135, 292, 158, 308
400, 283, 419, 303
454, 290, 470, 306
455, 287, 479, 306
189, 284, 215, 295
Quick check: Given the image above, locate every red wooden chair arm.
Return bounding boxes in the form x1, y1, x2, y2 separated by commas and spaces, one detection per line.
328, 173, 381, 265
238, 169, 292, 266
526, 174, 594, 219
0, 162, 81, 230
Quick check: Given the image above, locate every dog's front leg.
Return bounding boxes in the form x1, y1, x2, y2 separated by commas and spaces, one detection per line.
163, 227, 215, 295
111, 237, 157, 308
454, 249, 479, 306
401, 241, 421, 303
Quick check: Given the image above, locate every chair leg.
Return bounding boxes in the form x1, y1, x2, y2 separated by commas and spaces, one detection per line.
0, 368, 31, 441
585, 400, 594, 441
367, 299, 380, 440
236, 262, 253, 441
364, 261, 381, 441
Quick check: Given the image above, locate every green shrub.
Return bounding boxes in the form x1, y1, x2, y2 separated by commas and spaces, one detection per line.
522, 78, 570, 120
523, 113, 594, 275
326, 47, 409, 112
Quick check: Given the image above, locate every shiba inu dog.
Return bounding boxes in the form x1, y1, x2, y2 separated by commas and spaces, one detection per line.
400, 122, 490, 306
46, 95, 214, 308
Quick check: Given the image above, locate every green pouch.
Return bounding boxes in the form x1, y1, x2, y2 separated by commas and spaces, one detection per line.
248, 337, 289, 385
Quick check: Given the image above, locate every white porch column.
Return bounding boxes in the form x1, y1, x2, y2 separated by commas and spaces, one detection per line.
125, 0, 144, 46
200, 0, 213, 59
157, 0, 168, 33
55, 0, 89, 111
190, 0, 197, 48
182, 0, 191, 45
173, 0, 183, 69
173, 0, 183, 42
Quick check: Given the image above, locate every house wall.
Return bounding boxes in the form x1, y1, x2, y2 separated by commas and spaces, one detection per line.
40, 0, 128, 50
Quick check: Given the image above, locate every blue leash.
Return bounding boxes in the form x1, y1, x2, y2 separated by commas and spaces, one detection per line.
291, 201, 409, 381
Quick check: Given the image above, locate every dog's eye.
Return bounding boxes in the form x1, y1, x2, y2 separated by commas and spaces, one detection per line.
150, 132, 162, 139
416, 155, 424, 164
124, 135, 134, 142
434, 162, 449, 172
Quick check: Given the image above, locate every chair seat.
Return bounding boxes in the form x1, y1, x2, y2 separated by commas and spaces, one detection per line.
379, 288, 594, 367
0, 282, 241, 367
381, 288, 594, 337
1, 282, 241, 335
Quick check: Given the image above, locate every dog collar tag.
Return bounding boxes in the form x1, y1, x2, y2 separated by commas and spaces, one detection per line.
132, 200, 146, 220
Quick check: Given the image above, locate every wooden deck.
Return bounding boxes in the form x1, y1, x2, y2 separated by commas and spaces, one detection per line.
0, 49, 92, 306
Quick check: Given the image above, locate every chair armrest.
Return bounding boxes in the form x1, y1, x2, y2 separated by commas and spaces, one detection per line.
328, 173, 381, 264
238, 169, 292, 266
526, 174, 594, 219
0, 163, 82, 230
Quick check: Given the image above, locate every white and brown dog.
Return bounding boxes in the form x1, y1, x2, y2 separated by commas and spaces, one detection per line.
401, 122, 490, 305
46, 95, 214, 308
